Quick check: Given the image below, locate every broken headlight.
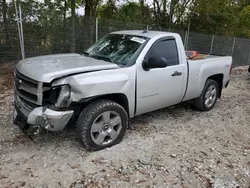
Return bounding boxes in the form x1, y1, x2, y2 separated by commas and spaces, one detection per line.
43, 84, 71, 109
54, 85, 71, 108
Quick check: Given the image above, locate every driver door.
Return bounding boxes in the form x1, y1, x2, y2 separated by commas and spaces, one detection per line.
136, 38, 185, 115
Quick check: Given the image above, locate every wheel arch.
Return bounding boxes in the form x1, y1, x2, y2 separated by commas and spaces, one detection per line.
206, 73, 224, 98
82, 93, 130, 117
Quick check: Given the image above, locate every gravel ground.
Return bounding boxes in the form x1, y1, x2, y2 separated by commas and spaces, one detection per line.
0, 70, 250, 188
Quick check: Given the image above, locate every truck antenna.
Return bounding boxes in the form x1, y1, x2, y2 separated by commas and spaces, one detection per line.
143, 25, 150, 33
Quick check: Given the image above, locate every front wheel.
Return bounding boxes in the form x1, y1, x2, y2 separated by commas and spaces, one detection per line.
76, 99, 128, 151
193, 79, 219, 111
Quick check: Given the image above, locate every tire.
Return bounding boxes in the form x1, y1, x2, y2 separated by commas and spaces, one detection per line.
76, 99, 128, 151
193, 79, 219, 111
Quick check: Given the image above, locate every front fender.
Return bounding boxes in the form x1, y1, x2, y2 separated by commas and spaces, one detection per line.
52, 67, 136, 118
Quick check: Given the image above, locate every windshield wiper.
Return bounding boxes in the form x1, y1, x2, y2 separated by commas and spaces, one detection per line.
91, 54, 115, 64
82, 51, 90, 56
83, 52, 116, 64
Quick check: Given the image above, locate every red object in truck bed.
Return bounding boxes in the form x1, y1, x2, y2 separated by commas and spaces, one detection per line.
185, 51, 199, 59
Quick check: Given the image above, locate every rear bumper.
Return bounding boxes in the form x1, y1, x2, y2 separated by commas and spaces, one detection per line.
14, 95, 74, 132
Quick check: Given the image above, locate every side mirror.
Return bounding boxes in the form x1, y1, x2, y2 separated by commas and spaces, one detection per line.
142, 57, 168, 70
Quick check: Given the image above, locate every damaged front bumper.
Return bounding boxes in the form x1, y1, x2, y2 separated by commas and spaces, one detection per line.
13, 95, 74, 133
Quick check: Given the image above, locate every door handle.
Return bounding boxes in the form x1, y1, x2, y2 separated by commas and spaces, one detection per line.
172, 71, 182, 76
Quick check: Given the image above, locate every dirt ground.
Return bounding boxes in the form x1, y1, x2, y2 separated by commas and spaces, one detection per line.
0, 70, 250, 188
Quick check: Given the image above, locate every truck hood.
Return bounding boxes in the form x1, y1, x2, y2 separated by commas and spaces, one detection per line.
16, 53, 119, 83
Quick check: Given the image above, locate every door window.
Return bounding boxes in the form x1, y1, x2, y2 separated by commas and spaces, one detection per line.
147, 39, 179, 66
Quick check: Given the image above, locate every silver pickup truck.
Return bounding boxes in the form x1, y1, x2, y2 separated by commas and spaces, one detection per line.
13, 30, 232, 151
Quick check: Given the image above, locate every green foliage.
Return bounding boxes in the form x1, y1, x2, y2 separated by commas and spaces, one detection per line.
118, 2, 142, 22
2, 0, 250, 63
98, 1, 151, 24
187, 0, 248, 36
237, 5, 250, 37
98, 0, 118, 19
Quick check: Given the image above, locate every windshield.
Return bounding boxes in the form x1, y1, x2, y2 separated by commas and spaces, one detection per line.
84, 34, 148, 66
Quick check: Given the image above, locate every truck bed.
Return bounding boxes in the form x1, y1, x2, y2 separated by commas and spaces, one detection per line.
189, 54, 231, 61
182, 55, 232, 102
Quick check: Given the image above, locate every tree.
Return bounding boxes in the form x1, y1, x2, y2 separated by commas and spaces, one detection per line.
237, 5, 250, 37
2, 0, 250, 65
71, 0, 76, 52
2, 0, 9, 41
187, 0, 239, 35
173, 0, 192, 25
152, 0, 162, 29
98, 0, 118, 19
119, 2, 142, 22
169, 0, 179, 29
139, 0, 145, 21
82, 0, 102, 49
84, 0, 101, 17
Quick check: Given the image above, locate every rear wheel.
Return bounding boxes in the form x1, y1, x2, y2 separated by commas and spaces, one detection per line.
76, 99, 128, 151
193, 79, 219, 111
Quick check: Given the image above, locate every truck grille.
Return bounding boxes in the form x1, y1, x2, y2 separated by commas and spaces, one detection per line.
14, 70, 43, 105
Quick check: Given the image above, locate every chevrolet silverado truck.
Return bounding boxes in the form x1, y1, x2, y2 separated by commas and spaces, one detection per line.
13, 30, 233, 151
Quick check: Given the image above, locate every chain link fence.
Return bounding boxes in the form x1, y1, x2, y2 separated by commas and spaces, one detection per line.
1, 16, 250, 74
184, 32, 250, 67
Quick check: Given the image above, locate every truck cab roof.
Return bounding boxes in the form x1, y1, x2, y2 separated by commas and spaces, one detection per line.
110, 30, 178, 39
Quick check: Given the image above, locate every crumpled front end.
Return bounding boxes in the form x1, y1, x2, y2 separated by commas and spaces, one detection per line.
14, 94, 74, 134
13, 69, 74, 134
27, 107, 73, 131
